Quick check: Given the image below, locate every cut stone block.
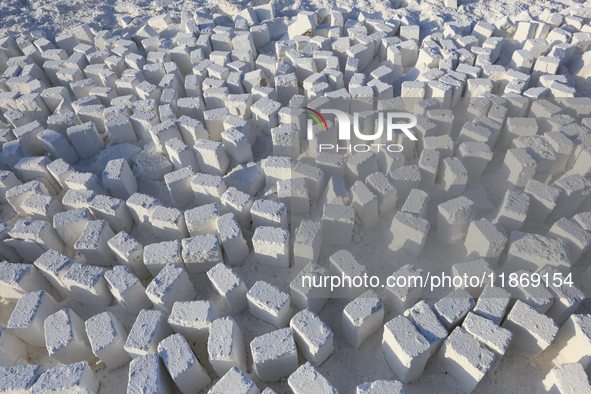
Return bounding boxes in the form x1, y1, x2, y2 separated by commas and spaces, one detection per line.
89, 195, 133, 234
547, 218, 591, 263
437, 326, 495, 393
207, 317, 246, 376
0, 365, 43, 393
149, 206, 189, 241
433, 288, 475, 331
143, 240, 184, 276
343, 290, 384, 349
74, 220, 116, 266
388, 165, 421, 202
85, 311, 131, 369
124, 309, 174, 359
250, 328, 298, 382
250, 199, 287, 229
389, 211, 431, 257
0, 324, 28, 366
216, 213, 250, 265
543, 362, 591, 394
247, 280, 292, 328
0, 261, 51, 302
102, 158, 137, 200
127, 353, 172, 394
501, 300, 559, 359
7, 290, 58, 347
28, 361, 98, 394
540, 267, 584, 326
290, 262, 330, 314
277, 178, 310, 214
146, 263, 197, 313
62, 263, 112, 306
472, 284, 511, 326
44, 308, 96, 364
437, 196, 475, 244
327, 249, 366, 299
404, 300, 448, 356
506, 231, 571, 273
451, 260, 495, 298
464, 218, 507, 264
165, 167, 195, 209
220, 187, 253, 228
462, 312, 512, 372
207, 262, 248, 313
182, 234, 223, 274
382, 315, 430, 384
104, 265, 152, 315
107, 231, 150, 280
321, 204, 355, 245
158, 333, 212, 394
168, 300, 217, 343
492, 189, 529, 233
252, 226, 291, 268
383, 263, 423, 314
127, 193, 161, 228
209, 367, 260, 394
293, 220, 322, 271
53, 208, 92, 248
288, 362, 337, 394
33, 249, 73, 299
356, 380, 404, 394
184, 203, 219, 237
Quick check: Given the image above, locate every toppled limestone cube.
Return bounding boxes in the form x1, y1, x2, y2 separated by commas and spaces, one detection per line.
149, 206, 189, 241
0, 261, 51, 302
124, 309, 174, 359
0, 323, 28, 366
472, 284, 511, 326
464, 218, 507, 264
293, 220, 322, 270
382, 315, 430, 384
247, 280, 292, 328
62, 263, 112, 307
433, 288, 475, 331
506, 231, 571, 273
104, 265, 152, 315
451, 260, 495, 298
127, 353, 172, 394
7, 290, 58, 347
85, 311, 131, 369
74, 220, 116, 266
438, 197, 475, 244
144, 240, 184, 276
437, 326, 495, 393
492, 189, 529, 233
321, 204, 355, 245
33, 249, 73, 299
250, 328, 298, 382
107, 231, 150, 280
44, 308, 96, 364
462, 312, 512, 372
547, 218, 591, 263
390, 212, 430, 257
253, 226, 291, 267
207, 317, 246, 377
216, 213, 250, 265
501, 300, 559, 359
146, 263, 197, 313
207, 262, 248, 313
168, 300, 217, 343
184, 203, 219, 237
342, 290, 384, 349
158, 333, 212, 393
28, 362, 98, 394
356, 380, 404, 394
208, 367, 259, 394
384, 263, 423, 314
543, 362, 591, 394
404, 300, 448, 356
0, 365, 43, 393
551, 314, 591, 371
288, 362, 337, 394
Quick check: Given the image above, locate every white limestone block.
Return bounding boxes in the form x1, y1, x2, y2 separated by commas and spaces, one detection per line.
207, 317, 246, 376
124, 309, 174, 359
85, 311, 131, 369
44, 308, 96, 364
250, 328, 298, 382
207, 262, 248, 313
7, 290, 58, 347
146, 263, 197, 313
104, 265, 152, 315
62, 263, 112, 307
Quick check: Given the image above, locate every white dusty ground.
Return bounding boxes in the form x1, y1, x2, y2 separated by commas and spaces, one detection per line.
1, 0, 591, 393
